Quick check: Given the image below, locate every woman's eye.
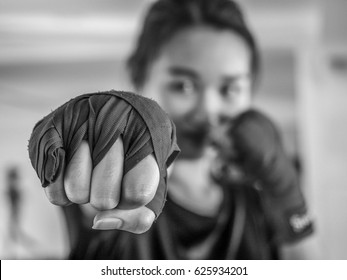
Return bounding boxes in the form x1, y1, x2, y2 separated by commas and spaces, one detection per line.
221, 83, 241, 98
168, 79, 196, 95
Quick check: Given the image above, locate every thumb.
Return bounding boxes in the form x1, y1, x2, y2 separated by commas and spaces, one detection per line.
92, 206, 155, 234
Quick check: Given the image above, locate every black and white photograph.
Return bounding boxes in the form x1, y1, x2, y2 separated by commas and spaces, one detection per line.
1, 0, 347, 270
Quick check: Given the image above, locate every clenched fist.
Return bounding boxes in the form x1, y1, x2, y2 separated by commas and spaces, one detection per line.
229, 109, 313, 242
230, 109, 294, 194
28, 91, 179, 234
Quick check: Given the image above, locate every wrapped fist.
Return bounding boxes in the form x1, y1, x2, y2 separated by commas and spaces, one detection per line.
28, 90, 180, 233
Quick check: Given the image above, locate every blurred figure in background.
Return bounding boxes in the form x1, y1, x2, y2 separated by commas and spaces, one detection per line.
5, 166, 37, 258
28, 0, 313, 259
6, 167, 22, 248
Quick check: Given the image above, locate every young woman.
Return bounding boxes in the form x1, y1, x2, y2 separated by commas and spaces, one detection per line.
28, 0, 313, 259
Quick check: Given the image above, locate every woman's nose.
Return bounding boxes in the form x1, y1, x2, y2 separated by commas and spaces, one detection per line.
200, 89, 224, 126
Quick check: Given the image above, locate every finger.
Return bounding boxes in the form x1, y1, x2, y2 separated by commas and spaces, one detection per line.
45, 169, 71, 206
92, 206, 155, 234
64, 140, 92, 204
90, 137, 124, 210
118, 153, 159, 210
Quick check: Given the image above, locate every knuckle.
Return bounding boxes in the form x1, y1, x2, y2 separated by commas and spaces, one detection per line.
64, 180, 89, 204
123, 184, 156, 207
46, 192, 70, 206
90, 195, 118, 210
65, 190, 89, 204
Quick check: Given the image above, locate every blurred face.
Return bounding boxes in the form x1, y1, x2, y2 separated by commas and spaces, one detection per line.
141, 25, 253, 158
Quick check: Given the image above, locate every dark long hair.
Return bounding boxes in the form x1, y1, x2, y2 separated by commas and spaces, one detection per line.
127, 0, 260, 89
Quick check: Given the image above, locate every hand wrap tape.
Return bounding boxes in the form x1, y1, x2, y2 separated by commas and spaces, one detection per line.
28, 90, 180, 217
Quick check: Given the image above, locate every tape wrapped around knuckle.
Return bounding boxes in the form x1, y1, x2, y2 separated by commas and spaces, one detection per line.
28, 90, 180, 218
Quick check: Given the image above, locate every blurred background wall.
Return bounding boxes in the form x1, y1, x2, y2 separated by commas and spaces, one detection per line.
0, 0, 346, 259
